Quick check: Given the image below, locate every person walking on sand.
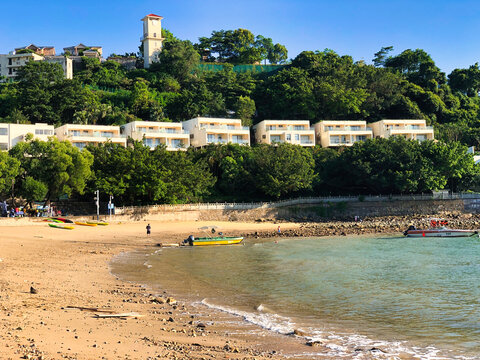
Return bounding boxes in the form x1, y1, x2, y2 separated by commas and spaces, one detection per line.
146, 223, 151, 236
277, 225, 281, 234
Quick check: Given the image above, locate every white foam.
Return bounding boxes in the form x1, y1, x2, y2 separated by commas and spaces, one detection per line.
201, 299, 294, 335
200, 299, 474, 360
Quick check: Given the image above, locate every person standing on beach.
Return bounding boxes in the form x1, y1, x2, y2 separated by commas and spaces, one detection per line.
146, 224, 151, 236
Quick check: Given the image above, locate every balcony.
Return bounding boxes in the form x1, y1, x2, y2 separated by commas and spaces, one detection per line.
266, 126, 314, 132
324, 127, 373, 132
231, 139, 250, 145
140, 33, 165, 42
136, 129, 188, 135
200, 125, 250, 131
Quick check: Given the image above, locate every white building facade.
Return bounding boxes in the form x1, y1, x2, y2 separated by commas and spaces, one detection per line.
253, 120, 315, 146
182, 117, 250, 147
0, 123, 54, 150
55, 124, 126, 150
122, 121, 190, 150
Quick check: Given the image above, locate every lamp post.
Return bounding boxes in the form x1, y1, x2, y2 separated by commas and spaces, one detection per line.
108, 195, 114, 221
94, 190, 99, 220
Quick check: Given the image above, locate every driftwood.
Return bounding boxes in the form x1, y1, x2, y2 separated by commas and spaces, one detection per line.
66, 306, 114, 313
93, 312, 144, 319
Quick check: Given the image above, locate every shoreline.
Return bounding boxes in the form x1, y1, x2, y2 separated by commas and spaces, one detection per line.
0, 220, 316, 360
1, 216, 479, 359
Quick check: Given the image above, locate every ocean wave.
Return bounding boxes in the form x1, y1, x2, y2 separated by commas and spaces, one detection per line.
200, 299, 474, 360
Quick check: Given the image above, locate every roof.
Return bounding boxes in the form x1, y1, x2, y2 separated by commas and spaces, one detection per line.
142, 13, 163, 20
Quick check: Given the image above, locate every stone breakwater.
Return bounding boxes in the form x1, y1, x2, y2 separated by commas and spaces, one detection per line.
242, 213, 480, 239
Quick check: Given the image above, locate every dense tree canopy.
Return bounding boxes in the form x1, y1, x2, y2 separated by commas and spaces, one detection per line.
1, 27, 480, 205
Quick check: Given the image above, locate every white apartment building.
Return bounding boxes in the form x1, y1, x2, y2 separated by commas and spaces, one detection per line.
122, 121, 190, 150
182, 117, 250, 147
0, 123, 54, 150
55, 124, 126, 150
252, 120, 315, 146
314, 120, 373, 147
370, 119, 434, 141
0, 52, 73, 81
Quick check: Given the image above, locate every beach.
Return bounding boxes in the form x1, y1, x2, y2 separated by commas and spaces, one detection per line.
2, 216, 480, 359
0, 219, 312, 360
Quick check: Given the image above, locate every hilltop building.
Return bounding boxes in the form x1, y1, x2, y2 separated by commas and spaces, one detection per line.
0, 52, 72, 81
182, 117, 250, 147
0, 123, 54, 150
253, 120, 315, 146
122, 121, 190, 150
141, 13, 165, 69
55, 124, 126, 150
370, 119, 434, 142
15, 44, 56, 56
63, 44, 103, 58
314, 120, 373, 147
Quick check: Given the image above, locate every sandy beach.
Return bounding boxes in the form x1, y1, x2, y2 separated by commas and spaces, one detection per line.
0, 219, 322, 360
3, 215, 480, 359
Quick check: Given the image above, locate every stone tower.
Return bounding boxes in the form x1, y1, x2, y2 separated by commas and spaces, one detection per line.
141, 13, 165, 69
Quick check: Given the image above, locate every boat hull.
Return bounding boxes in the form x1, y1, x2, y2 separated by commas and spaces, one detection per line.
74, 221, 97, 226
48, 223, 74, 230
191, 237, 243, 246
405, 230, 478, 237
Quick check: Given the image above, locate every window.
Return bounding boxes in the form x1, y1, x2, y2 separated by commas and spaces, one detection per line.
295, 134, 299, 141
417, 134, 427, 141
71, 130, 80, 136
101, 131, 113, 138
300, 135, 311, 144
268, 125, 276, 130
262, 135, 266, 139
35, 129, 43, 135
270, 135, 281, 143
227, 125, 235, 130
143, 138, 153, 147
286, 134, 291, 141
330, 135, 340, 144
171, 139, 183, 148
357, 135, 366, 142
207, 134, 215, 143
294, 125, 304, 130
74, 142, 86, 149
0, 128, 7, 135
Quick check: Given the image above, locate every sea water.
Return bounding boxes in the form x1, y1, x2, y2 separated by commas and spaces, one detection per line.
111, 235, 480, 359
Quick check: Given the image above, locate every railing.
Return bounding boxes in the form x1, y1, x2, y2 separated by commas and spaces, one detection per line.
231, 139, 250, 144
135, 129, 188, 135
201, 125, 250, 131
115, 192, 480, 214
267, 127, 314, 132
387, 126, 433, 133
325, 127, 373, 132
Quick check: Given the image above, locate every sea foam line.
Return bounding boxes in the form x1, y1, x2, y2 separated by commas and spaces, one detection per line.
200, 299, 474, 360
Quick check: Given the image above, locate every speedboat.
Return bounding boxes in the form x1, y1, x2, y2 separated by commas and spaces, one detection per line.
403, 219, 478, 237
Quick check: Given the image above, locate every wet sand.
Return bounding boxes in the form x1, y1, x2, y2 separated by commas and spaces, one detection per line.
0, 219, 324, 360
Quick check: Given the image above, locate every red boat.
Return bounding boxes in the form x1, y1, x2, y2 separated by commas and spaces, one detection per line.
404, 219, 478, 238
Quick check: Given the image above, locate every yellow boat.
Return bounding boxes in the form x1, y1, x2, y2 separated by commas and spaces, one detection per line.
186, 236, 244, 246
86, 221, 109, 226
74, 221, 97, 227
48, 223, 74, 230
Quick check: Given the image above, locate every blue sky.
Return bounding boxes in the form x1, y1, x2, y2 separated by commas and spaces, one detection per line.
1, 0, 479, 75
